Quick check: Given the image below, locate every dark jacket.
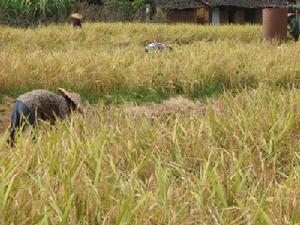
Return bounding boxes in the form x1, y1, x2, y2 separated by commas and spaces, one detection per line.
289, 18, 300, 41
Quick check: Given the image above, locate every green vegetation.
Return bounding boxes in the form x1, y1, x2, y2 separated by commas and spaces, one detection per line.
1, 23, 300, 224
0, 0, 156, 26
0, 0, 77, 26
105, 0, 155, 21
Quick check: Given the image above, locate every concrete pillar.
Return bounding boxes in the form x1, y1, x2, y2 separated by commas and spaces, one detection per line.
212, 8, 220, 24
263, 8, 288, 41
234, 8, 245, 24
146, 4, 151, 23
220, 8, 228, 23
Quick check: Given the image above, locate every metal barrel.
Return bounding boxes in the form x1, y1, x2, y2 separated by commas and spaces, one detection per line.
263, 8, 288, 41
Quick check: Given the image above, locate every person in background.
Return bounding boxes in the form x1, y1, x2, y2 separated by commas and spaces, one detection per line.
71, 13, 83, 28
288, 13, 299, 41
8, 88, 83, 146
88, 0, 103, 5
145, 42, 173, 52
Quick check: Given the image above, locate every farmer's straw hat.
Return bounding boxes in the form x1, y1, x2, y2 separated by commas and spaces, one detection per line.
288, 13, 296, 17
58, 88, 84, 113
71, 13, 83, 20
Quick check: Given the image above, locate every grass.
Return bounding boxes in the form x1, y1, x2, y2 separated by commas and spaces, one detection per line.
1, 23, 300, 224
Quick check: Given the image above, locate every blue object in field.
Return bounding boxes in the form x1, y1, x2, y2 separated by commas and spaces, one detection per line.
9, 100, 36, 146
145, 42, 169, 52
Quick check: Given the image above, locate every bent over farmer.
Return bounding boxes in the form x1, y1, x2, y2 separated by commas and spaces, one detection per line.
71, 13, 83, 28
288, 13, 299, 41
9, 88, 83, 146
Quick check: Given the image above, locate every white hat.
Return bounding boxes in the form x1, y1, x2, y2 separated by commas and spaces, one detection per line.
71, 13, 83, 20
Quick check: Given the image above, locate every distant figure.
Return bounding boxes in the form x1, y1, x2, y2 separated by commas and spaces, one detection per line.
145, 42, 173, 52
9, 88, 83, 146
288, 13, 299, 41
88, 0, 103, 5
71, 13, 83, 28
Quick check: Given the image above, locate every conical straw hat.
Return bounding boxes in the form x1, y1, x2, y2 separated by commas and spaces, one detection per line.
58, 88, 84, 113
288, 13, 295, 17
71, 13, 83, 20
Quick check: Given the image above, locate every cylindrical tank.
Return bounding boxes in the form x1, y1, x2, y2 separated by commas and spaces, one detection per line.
263, 8, 288, 41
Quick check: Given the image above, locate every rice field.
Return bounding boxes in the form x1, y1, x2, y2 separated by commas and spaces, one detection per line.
1, 23, 300, 224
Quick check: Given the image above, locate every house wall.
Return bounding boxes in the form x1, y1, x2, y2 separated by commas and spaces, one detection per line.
157, 5, 263, 25
220, 8, 229, 23
166, 9, 198, 23
158, 3, 209, 24
234, 8, 245, 24
216, 7, 262, 24
196, 5, 210, 23
255, 9, 263, 23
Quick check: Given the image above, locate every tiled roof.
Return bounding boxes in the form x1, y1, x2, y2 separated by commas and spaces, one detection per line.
157, 0, 287, 9
204, 0, 287, 8
157, 0, 205, 9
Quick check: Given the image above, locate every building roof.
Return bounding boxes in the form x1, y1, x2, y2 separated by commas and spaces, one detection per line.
156, 0, 204, 9
204, 0, 287, 8
157, 0, 287, 9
